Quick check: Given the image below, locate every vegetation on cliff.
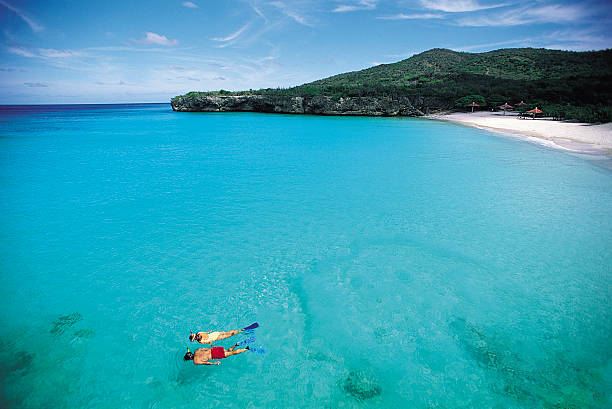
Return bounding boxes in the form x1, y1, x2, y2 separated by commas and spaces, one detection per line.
173, 48, 612, 122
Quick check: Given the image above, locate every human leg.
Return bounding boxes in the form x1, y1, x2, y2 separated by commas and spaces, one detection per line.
225, 348, 248, 357
214, 330, 241, 342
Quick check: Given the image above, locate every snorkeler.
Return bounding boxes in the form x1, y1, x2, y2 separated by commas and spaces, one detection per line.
189, 323, 258, 346
183, 345, 249, 365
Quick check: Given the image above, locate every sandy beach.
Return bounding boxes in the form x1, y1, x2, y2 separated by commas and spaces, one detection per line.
428, 111, 612, 156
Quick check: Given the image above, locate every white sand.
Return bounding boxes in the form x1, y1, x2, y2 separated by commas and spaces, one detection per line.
427, 111, 612, 156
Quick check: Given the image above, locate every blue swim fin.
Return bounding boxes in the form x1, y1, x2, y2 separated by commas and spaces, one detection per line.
236, 336, 256, 346
242, 322, 259, 331
248, 346, 266, 355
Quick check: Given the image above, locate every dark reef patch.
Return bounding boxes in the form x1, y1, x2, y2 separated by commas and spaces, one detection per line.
6, 351, 35, 376
450, 317, 607, 408
340, 369, 382, 401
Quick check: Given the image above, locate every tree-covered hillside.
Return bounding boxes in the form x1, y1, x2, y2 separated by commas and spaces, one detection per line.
174, 48, 612, 122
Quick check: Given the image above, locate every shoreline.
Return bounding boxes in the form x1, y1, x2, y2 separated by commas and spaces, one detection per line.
426, 111, 612, 158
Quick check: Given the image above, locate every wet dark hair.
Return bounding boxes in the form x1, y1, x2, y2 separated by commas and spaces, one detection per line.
189, 333, 195, 342
184, 351, 194, 361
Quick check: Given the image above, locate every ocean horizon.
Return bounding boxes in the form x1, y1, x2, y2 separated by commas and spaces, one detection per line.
1, 103, 610, 408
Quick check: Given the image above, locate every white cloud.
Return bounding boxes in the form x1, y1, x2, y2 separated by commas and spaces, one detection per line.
135, 32, 179, 46
176, 75, 200, 81
384, 51, 419, 60
38, 48, 82, 58
543, 29, 612, 51
6, 45, 101, 72
24, 82, 47, 87
2, 47, 313, 104
182, 1, 198, 8
458, 4, 587, 26
251, 4, 272, 26
0, 0, 44, 32
420, 0, 506, 13
252, 5, 267, 21
333, 0, 377, 13
452, 38, 534, 51
212, 24, 250, 45
377, 13, 443, 20
85, 45, 175, 53
7, 46, 36, 57
452, 28, 611, 51
268, 2, 312, 26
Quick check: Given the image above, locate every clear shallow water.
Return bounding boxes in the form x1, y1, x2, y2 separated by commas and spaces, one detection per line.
0, 104, 611, 408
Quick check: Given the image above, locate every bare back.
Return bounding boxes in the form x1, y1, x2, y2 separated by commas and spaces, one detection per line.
195, 331, 212, 344
193, 348, 212, 364
195, 330, 238, 344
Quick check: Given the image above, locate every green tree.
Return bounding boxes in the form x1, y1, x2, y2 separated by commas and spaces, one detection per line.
455, 95, 486, 109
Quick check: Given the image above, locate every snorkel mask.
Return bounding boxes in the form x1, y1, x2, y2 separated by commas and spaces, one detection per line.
183, 348, 194, 361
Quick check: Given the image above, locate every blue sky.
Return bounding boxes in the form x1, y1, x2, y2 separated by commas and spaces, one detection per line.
1, 0, 611, 104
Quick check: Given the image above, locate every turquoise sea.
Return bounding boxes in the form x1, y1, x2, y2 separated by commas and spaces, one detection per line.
1, 103, 611, 408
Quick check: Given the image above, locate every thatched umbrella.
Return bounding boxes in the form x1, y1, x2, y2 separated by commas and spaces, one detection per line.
467, 101, 479, 113
499, 102, 513, 115
515, 101, 528, 118
526, 107, 542, 119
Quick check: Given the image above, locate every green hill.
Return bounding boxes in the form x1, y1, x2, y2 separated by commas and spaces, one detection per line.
174, 48, 612, 122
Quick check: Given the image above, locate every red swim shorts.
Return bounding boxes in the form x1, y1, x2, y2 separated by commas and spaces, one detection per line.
211, 346, 226, 359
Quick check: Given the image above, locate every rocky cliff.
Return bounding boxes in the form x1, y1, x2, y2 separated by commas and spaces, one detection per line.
171, 94, 425, 116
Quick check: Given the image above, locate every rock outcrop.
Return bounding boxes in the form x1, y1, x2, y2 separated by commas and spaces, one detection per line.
171, 94, 425, 117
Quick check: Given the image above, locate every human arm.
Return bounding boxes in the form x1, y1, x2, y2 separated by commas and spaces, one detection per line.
203, 361, 221, 366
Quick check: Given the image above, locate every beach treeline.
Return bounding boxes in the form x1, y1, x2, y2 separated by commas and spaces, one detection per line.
174, 48, 612, 123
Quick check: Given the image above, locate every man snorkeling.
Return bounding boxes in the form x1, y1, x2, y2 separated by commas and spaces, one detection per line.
189, 322, 258, 346
183, 345, 249, 365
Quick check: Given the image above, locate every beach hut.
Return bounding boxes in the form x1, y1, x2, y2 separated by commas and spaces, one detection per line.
467, 101, 479, 113
499, 102, 513, 115
526, 107, 542, 119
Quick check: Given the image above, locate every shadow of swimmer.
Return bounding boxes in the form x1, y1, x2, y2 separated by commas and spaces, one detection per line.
49, 312, 96, 345
50, 312, 83, 335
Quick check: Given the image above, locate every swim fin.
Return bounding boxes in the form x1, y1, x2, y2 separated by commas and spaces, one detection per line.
236, 336, 256, 346
248, 346, 266, 354
242, 322, 259, 331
